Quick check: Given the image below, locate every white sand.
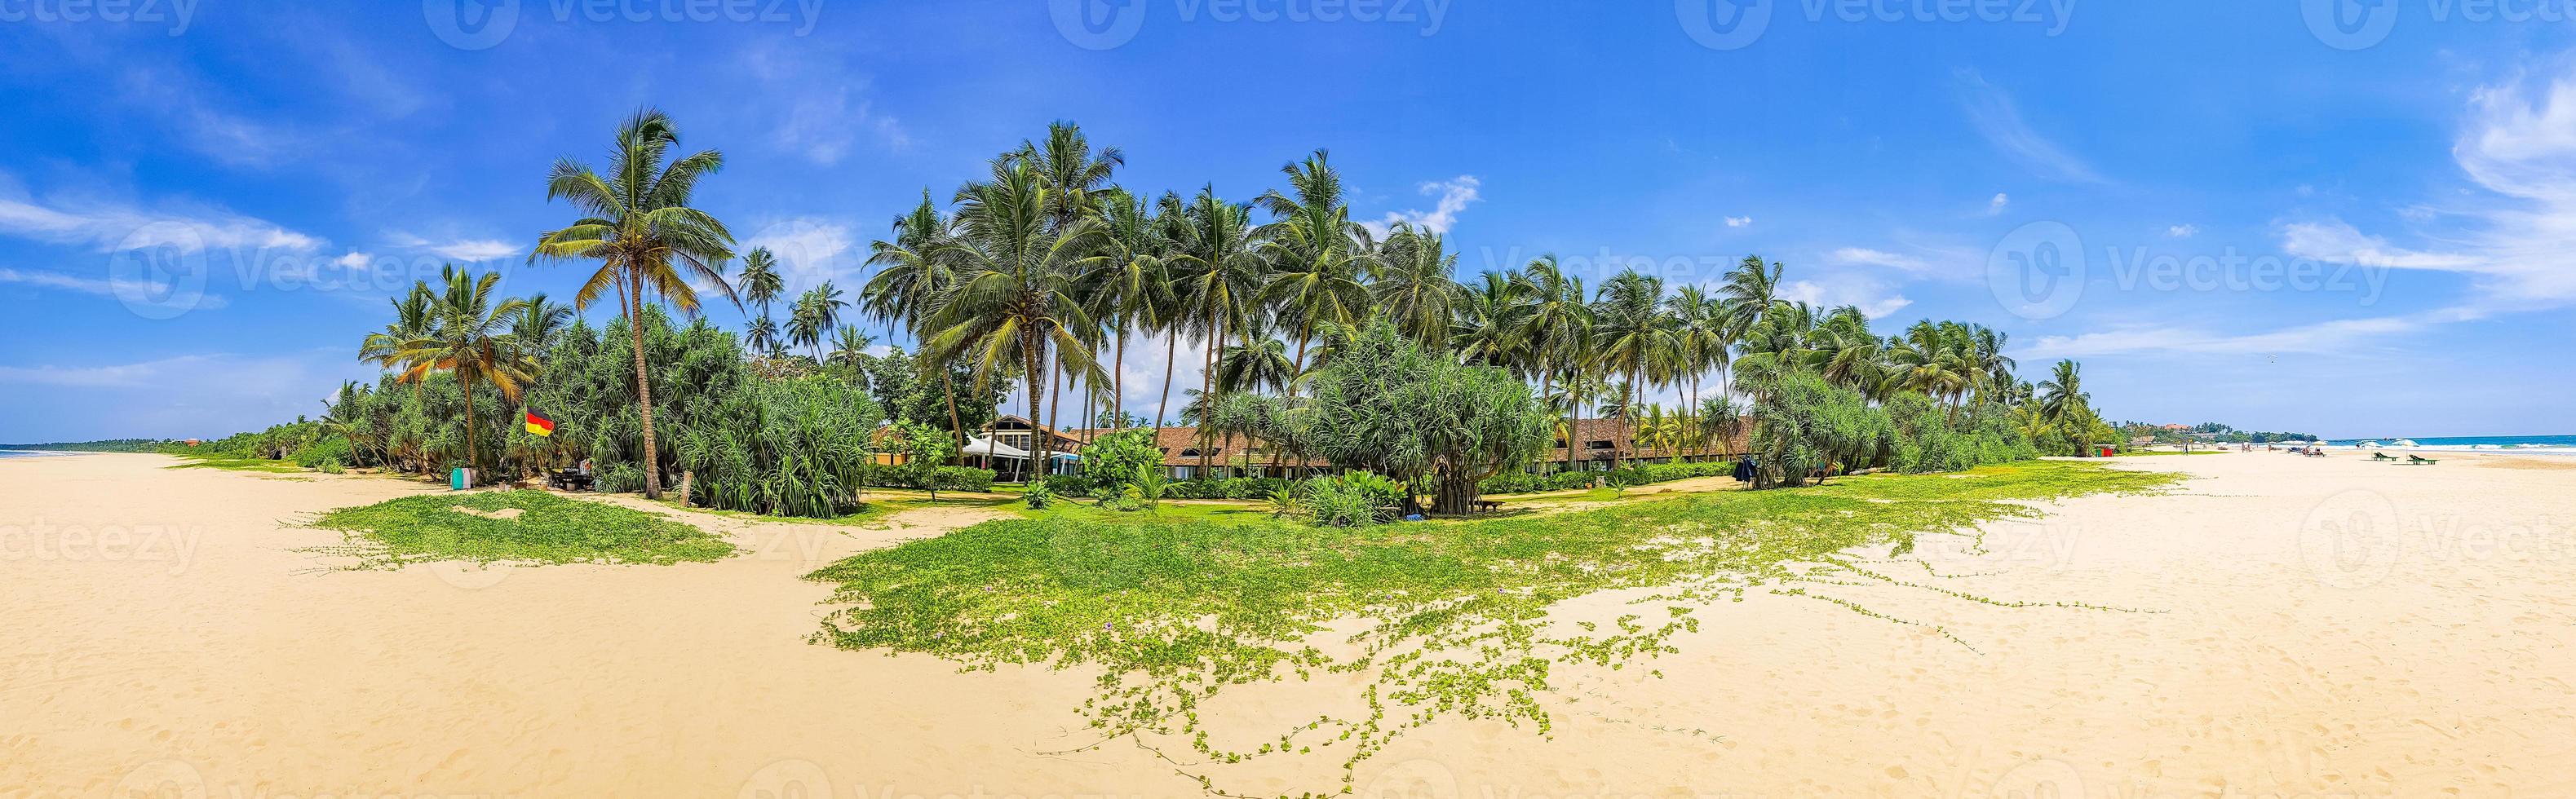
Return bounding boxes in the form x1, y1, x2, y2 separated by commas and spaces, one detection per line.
4, 452, 2573, 797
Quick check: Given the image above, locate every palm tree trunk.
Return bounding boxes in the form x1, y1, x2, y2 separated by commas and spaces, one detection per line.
1538, 366, 1556, 475
1111, 328, 1127, 428
1197, 314, 1219, 479
462, 374, 476, 486
1157, 330, 1180, 433
940, 368, 965, 464
1565, 366, 1582, 476
626, 269, 663, 500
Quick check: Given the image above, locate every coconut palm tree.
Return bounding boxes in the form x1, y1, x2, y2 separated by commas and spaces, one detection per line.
1370, 222, 1459, 347
1082, 189, 1171, 428
1451, 271, 1526, 371
2038, 359, 2087, 424
383, 265, 535, 485
1165, 186, 1266, 475
359, 282, 436, 369
1514, 256, 1592, 474
1592, 270, 1679, 469
827, 324, 873, 371
1255, 151, 1370, 391
529, 108, 737, 500
920, 159, 1109, 475
864, 191, 970, 449
510, 292, 574, 355
1011, 121, 1124, 228
789, 282, 847, 361
1718, 254, 1783, 397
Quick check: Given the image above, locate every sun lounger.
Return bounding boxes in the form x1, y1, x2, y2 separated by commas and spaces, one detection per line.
2406, 455, 2440, 465
547, 469, 596, 491
2370, 452, 2397, 461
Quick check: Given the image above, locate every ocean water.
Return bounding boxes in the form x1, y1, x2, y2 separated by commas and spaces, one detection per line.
2322, 435, 2576, 456
0, 450, 64, 458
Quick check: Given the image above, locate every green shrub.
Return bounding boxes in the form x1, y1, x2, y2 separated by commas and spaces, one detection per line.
1300, 472, 1405, 528
1078, 429, 1162, 498
930, 466, 995, 492
1025, 481, 1056, 510
291, 436, 353, 470
1040, 474, 1095, 497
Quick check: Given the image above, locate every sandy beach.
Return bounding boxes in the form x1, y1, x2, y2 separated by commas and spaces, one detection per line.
5, 452, 2573, 798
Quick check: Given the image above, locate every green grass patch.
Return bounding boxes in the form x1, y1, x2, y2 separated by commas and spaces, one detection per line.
804, 460, 2182, 794
305, 490, 734, 568
166, 454, 304, 474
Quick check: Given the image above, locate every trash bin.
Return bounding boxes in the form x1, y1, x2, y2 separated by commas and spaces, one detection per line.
450, 467, 472, 490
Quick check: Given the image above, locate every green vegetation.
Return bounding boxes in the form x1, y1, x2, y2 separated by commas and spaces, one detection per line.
805, 461, 2182, 795
305, 490, 733, 569
166, 454, 306, 474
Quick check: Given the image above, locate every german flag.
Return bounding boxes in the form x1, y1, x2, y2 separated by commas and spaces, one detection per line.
525, 410, 555, 437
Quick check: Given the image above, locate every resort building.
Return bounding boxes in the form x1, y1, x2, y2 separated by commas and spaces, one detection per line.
957, 416, 1753, 481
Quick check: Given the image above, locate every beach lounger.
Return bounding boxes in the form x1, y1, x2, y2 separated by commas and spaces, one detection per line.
2406, 455, 2440, 465
2371, 452, 2397, 461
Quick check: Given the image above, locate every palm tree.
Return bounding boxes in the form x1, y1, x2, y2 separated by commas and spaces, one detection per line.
1718, 255, 1784, 398
1255, 151, 1370, 392
737, 246, 786, 355
2038, 359, 2087, 424
1080, 189, 1171, 429
921, 160, 1109, 477
530, 108, 737, 500
746, 315, 782, 357
1451, 271, 1526, 370
789, 282, 847, 361
359, 282, 436, 369
1514, 256, 1592, 474
1370, 222, 1459, 347
1011, 121, 1124, 228
864, 191, 969, 450
827, 324, 873, 370
383, 265, 535, 485
1593, 270, 1679, 469
511, 292, 573, 355
1166, 186, 1266, 476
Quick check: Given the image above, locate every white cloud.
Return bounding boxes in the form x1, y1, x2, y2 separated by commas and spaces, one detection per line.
0, 191, 321, 254
2167, 224, 2198, 238
742, 42, 909, 165
2017, 315, 2439, 359
1777, 279, 1911, 319
1371, 176, 1483, 235
334, 252, 371, 269
428, 239, 519, 262
1827, 247, 1932, 272
0, 267, 228, 310
1724, 215, 1753, 227
1987, 193, 2011, 215
742, 218, 860, 294
2279, 219, 2482, 271
1956, 70, 2106, 184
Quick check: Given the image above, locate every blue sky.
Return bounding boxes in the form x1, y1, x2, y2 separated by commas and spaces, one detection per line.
2, 0, 2570, 442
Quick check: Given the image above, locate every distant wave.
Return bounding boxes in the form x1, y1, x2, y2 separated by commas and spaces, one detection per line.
2324, 435, 2576, 455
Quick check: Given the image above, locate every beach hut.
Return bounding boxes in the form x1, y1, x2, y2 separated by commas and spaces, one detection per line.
2094, 443, 2118, 457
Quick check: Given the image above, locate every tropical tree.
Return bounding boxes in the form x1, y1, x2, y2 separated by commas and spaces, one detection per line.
1514, 256, 1592, 474
789, 282, 848, 361
1166, 186, 1266, 475
1255, 150, 1371, 391
530, 108, 738, 500
1370, 222, 1459, 347
863, 191, 969, 451
381, 265, 535, 484
919, 159, 1109, 475
1591, 269, 1679, 469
